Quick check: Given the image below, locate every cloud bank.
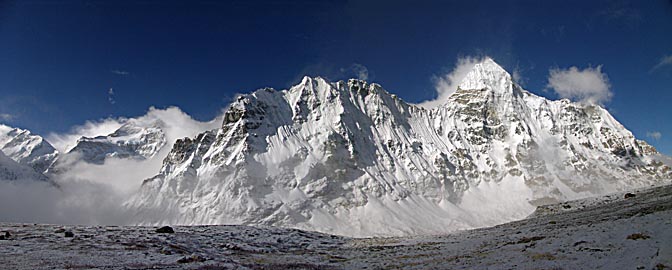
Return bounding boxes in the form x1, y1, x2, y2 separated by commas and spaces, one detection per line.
0, 179, 133, 225
418, 56, 485, 109
547, 65, 612, 104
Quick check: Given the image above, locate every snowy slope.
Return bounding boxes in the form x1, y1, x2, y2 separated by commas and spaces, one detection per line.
0, 151, 48, 182
128, 58, 671, 237
0, 124, 59, 174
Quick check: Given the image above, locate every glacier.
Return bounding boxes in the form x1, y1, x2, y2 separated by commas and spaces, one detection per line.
126, 58, 671, 237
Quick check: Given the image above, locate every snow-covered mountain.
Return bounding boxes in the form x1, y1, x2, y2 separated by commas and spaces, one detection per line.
0, 125, 59, 174
124, 59, 669, 236
65, 119, 167, 165
0, 150, 49, 182
52, 107, 222, 169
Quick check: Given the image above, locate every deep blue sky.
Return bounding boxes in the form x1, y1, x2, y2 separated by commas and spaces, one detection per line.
1, 0, 671, 154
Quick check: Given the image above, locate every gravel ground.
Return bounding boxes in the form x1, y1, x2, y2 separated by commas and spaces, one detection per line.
1, 184, 671, 270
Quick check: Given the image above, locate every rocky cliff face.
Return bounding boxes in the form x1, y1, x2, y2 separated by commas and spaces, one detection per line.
127, 59, 671, 236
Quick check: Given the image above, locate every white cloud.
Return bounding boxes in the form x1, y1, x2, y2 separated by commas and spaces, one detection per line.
546, 65, 612, 104
111, 70, 129, 75
512, 68, 527, 87
647, 131, 662, 141
417, 56, 485, 109
352, 63, 369, 81
55, 152, 163, 195
340, 63, 369, 81
651, 55, 672, 72
108, 87, 116, 104
139, 106, 224, 144
0, 113, 13, 121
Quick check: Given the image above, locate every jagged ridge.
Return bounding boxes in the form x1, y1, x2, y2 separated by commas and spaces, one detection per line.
128, 59, 671, 236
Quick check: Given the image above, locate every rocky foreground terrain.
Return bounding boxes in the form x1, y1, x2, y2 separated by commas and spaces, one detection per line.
1, 183, 670, 270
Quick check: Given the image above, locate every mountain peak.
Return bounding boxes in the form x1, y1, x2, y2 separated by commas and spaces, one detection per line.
129, 67, 671, 237
0, 124, 58, 174
458, 57, 512, 93
298, 75, 330, 85
480, 57, 506, 71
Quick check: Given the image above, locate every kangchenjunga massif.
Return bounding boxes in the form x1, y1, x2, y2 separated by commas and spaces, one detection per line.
1, 58, 670, 237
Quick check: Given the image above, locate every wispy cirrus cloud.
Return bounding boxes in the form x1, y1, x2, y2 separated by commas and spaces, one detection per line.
598, 1, 642, 29
340, 63, 369, 81
651, 55, 672, 72
546, 65, 612, 105
646, 131, 662, 141
512, 67, 527, 87
108, 88, 116, 105
111, 70, 129, 76
0, 113, 13, 121
352, 63, 369, 81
